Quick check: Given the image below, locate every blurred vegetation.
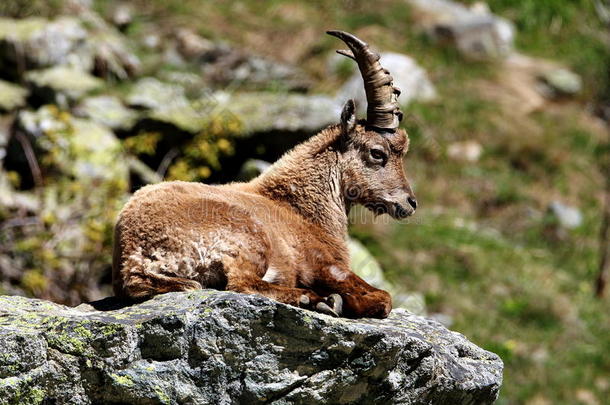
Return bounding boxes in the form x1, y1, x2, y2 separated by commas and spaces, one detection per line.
1, 0, 609, 404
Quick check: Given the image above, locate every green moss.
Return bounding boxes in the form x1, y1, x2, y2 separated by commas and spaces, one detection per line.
45, 331, 89, 355
102, 324, 124, 337
73, 325, 93, 339
154, 386, 171, 404
110, 373, 134, 387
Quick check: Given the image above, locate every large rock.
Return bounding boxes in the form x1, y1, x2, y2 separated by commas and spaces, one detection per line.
336, 52, 436, 114
126, 78, 211, 133
0, 291, 503, 404
406, 0, 515, 60
218, 92, 342, 136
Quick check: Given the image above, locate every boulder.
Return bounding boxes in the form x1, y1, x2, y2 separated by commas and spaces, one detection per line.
217, 92, 341, 136
336, 52, 436, 115
406, 0, 515, 60
25, 66, 104, 106
0, 291, 503, 404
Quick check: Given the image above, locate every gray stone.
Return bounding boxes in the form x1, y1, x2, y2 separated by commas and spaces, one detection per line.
0, 290, 503, 404
25, 66, 103, 106
127, 78, 217, 133
548, 201, 583, 229
74, 95, 139, 131
406, 0, 515, 60
0, 80, 28, 112
336, 52, 436, 114
538, 68, 582, 98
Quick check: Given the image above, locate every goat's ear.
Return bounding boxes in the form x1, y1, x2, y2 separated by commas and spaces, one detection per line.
340, 99, 356, 136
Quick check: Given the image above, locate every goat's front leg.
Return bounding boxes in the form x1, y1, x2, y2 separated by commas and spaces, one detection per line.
312, 266, 392, 319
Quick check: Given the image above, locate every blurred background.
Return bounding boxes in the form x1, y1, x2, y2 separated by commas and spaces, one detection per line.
0, 0, 609, 403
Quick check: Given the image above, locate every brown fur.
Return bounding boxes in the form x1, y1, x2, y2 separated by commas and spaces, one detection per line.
112, 102, 416, 318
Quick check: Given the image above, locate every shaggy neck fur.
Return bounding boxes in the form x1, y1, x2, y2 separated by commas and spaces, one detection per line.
251, 125, 349, 239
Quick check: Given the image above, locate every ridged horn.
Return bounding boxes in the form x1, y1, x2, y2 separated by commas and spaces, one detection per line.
327, 30, 402, 131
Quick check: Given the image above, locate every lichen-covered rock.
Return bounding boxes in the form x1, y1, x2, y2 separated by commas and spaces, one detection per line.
74, 95, 139, 131
0, 291, 503, 404
25, 66, 104, 105
218, 92, 341, 136
17, 105, 127, 184
0, 80, 28, 112
127, 77, 189, 110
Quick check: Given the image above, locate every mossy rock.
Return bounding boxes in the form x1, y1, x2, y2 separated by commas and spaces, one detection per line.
0, 291, 503, 404
74, 96, 139, 131
25, 67, 103, 105
0, 80, 28, 112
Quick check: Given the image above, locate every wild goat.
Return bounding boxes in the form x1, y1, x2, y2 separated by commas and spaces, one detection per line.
112, 31, 417, 318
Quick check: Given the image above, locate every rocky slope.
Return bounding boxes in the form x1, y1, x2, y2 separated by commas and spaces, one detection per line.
0, 291, 503, 404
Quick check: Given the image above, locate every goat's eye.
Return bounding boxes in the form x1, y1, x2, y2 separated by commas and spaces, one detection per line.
369, 148, 386, 163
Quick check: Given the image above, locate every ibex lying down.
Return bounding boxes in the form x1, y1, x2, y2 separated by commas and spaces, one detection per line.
113, 31, 417, 318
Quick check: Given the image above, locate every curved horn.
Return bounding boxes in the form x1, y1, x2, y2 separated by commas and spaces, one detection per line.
327, 30, 402, 131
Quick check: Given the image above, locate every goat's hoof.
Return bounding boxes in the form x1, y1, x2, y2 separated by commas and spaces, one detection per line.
327, 293, 343, 315
299, 295, 310, 306
315, 302, 339, 317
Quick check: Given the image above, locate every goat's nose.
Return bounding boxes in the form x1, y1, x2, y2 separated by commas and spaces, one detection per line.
407, 196, 417, 210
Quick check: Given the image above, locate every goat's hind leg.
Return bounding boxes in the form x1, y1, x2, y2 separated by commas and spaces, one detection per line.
223, 256, 327, 311
123, 272, 202, 300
